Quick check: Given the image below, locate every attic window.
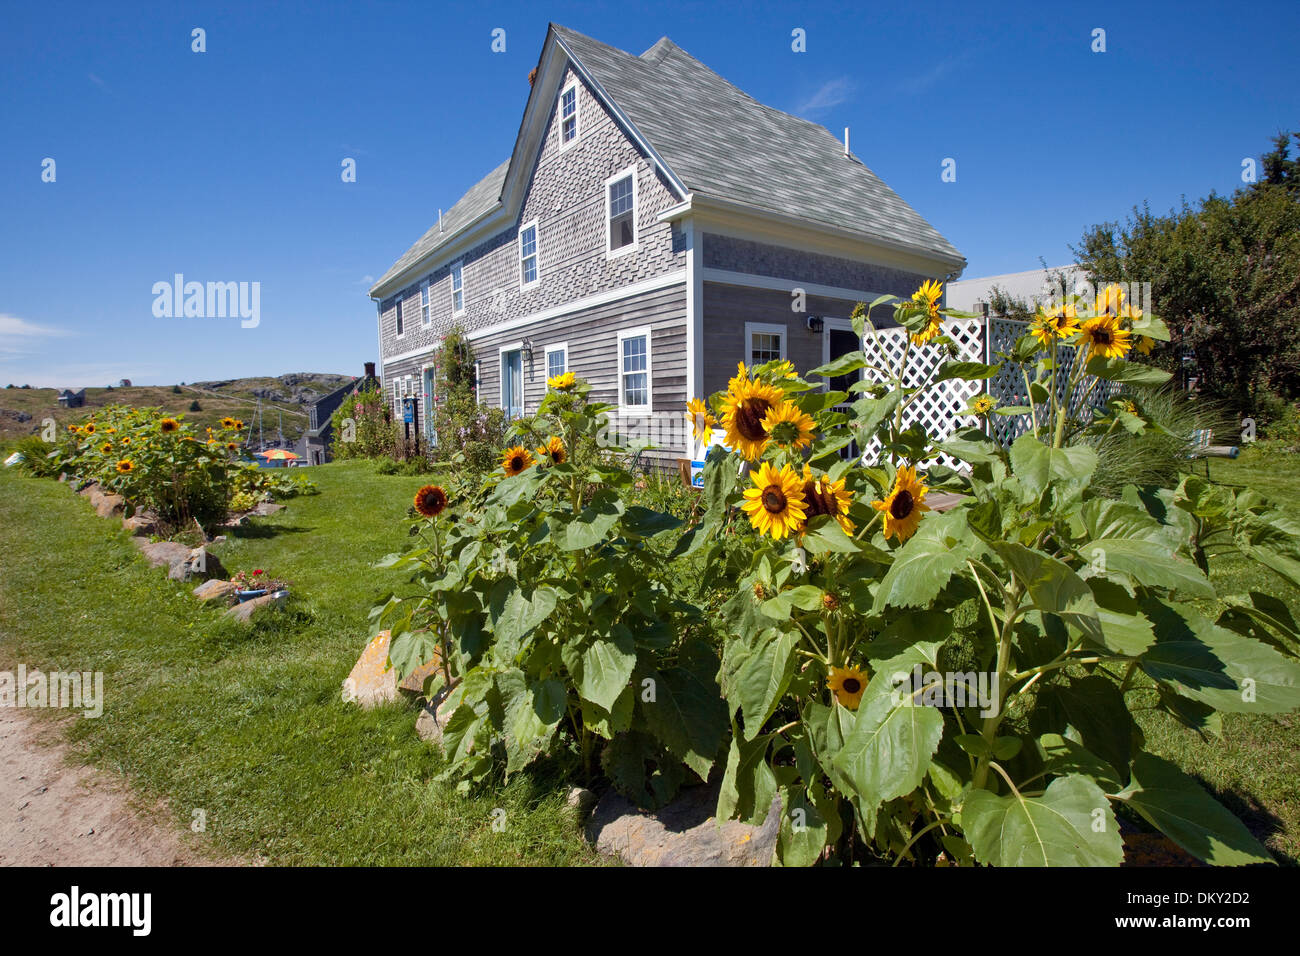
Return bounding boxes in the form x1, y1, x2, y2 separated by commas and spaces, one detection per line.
606, 168, 637, 257
560, 83, 578, 145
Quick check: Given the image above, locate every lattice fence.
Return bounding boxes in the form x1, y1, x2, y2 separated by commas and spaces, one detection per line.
856, 317, 1119, 471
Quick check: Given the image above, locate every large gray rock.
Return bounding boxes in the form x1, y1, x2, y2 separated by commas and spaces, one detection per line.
78, 482, 125, 518
585, 784, 781, 867
169, 547, 226, 582
136, 539, 191, 570
414, 691, 457, 745
122, 511, 160, 536
223, 592, 285, 623
192, 579, 238, 603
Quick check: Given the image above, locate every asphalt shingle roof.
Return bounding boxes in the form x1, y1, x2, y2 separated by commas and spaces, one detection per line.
372, 25, 963, 296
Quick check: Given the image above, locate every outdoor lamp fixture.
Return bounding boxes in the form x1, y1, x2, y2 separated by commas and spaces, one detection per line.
521, 338, 534, 363
806, 315, 824, 334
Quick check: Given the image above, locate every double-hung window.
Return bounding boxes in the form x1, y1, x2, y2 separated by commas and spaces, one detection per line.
560, 83, 578, 145
546, 343, 568, 381
605, 168, 637, 256
618, 328, 651, 412
420, 281, 431, 327
450, 262, 464, 315
393, 296, 404, 337
745, 322, 786, 366
519, 221, 539, 288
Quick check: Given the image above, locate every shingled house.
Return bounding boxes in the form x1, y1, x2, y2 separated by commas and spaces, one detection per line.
369, 24, 965, 462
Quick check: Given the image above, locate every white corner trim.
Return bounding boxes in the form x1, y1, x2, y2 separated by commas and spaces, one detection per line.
684, 217, 702, 401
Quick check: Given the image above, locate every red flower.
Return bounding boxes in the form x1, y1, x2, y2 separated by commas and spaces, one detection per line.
253, 569, 264, 576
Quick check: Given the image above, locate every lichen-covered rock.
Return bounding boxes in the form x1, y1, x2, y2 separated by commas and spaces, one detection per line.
586, 785, 780, 867
136, 539, 191, 570
168, 547, 226, 582
223, 592, 283, 623
122, 512, 160, 536
341, 630, 444, 709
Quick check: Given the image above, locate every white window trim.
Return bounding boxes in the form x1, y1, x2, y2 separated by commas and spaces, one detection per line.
744, 321, 787, 366
559, 80, 580, 150
498, 341, 524, 414
604, 166, 639, 259
450, 261, 465, 317
617, 326, 652, 414
393, 296, 405, 339
473, 360, 482, 404
420, 280, 432, 327
545, 342, 568, 380
518, 219, 540, 290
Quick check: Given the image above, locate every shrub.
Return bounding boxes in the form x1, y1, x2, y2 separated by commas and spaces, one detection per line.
330, 385, 396, 460
429, 326, 508, 478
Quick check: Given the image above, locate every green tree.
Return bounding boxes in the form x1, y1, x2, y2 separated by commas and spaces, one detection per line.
1073, 183, 1300, 413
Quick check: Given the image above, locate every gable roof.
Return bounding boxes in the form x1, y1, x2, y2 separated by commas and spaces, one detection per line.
371, 25, 962, 298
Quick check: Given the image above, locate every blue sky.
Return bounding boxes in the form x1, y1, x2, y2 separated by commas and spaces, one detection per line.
2, 0, 1297, 387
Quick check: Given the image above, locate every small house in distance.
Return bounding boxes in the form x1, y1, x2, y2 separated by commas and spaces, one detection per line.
57, 388, 86, 408
303, 362, 381, 465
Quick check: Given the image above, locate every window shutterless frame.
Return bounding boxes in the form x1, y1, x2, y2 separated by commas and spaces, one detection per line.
545, 342, 568, 381
744, 321, 787, 366
604, 166, 638, 258
420, 281, 431, 327
519, 220, 540, 289
559, 80, 579, 148
616, 326, 652, 413
450, 262, 465, 316
393, 295, 404, 338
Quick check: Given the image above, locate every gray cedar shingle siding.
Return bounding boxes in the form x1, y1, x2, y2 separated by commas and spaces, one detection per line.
703, 234, 934, 297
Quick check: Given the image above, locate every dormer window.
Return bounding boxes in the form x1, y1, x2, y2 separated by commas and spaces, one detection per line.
560, 82, 578, 145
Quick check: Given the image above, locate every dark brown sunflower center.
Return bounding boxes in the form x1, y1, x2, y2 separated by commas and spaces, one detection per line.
841, 678, 861, 695
890, 489, 914, 520
761, 487, 787, 514
736, 399, 772, 441
510, 455, 524, 471
1092, 329, 1112, 345
803, 481, 837, 517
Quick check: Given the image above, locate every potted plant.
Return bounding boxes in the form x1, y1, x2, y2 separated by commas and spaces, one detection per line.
231, 568, 290, 602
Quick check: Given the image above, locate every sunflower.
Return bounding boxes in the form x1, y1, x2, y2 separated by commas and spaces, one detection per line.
1078, 315, 1132, 360
100, 442, 113, 454
536, 436, 567, 464
234, 419, 245, 429
762, 400, 816, 452
106, 427, 116, 434
772, 359, 798, 379
800, 465, 854, 534
121, 436, 132, 445
720, 375, 785, 461
740, 462, 808, 539
83, 422, 96, 434
970, 393, 998, 415
219, 417, 237, 429
115, 459, 134, 474
828, 665, 869, 710
727, 362, 751, 392
1030, 303, 1080, 346
501, 445, 535, 476
684, 398, 717, 443
1094, 283, 1126, 317
1135, 335, 1155, 356
413, 484, 448, 517
159, 417, 180, 433
67, 425, 80, 434
226, 442, 239, 451
871, 464, 931, 543
547, 372, 576, 390
910, 279, 944, 344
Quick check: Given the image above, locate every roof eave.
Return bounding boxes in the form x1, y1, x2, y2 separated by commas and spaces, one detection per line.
660, 193, 967, 275
367, 201, 506, 300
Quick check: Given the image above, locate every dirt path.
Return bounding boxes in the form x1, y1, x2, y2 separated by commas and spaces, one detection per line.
0, 707, 216, 866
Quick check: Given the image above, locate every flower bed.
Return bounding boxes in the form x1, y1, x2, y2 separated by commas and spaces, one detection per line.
375, 284, 1300, 866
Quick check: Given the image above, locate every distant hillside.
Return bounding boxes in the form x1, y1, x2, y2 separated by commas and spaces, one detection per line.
0, 373, 356, 444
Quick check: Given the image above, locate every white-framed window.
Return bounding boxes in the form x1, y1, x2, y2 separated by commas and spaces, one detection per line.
499, 342, 524, 420
617, 327, 652, 412
474, 360, 482, 403
605, 167, 638, 257
545, 342, 568, 381
745, 321, 786, 366
420, 280, 431, 327
559, 81, 579, 147
450, 262, 464, 315
393, 296, 404, 338
519, 220, 539, 288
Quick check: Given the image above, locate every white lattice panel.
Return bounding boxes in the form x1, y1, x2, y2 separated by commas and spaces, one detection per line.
858, 318, 985, 471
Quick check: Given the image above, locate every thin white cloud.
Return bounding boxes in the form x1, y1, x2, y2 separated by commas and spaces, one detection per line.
0, 314, 71, 357
796, 77, 856, 116
88, 72, 106, 88
896, 55, 971, 96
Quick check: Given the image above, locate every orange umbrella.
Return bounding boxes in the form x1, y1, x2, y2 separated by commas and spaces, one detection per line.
256, 449, 300, 460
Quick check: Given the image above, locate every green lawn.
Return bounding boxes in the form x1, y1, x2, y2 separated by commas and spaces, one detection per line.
0, 460, 601, 865
1, 451, 1297, 866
